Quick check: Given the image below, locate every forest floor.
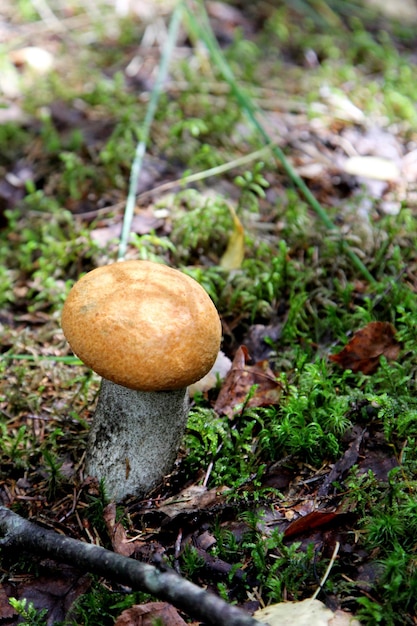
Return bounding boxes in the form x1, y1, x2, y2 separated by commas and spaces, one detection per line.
1, 1, 417, 625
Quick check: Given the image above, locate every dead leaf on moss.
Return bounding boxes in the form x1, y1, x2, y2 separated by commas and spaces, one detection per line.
114, 602, 187, 626
283, 509, 342, 539
158, 485, 227, 520
214, 346, 281, 418
90, 210, 166, 246
329, 322, 401, 374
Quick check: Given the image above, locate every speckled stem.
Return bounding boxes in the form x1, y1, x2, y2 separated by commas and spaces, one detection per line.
86, 380, 189, 501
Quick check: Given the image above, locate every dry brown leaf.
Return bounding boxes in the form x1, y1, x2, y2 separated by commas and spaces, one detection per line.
214, 346, 281, 418
114, 602, 187, 626
0, 585, 17, 619
2, 566, 91, 624
329, 322, 401, 375
283, 510, 341, 539
103, 503, 137, 557
158, 485, 227, 519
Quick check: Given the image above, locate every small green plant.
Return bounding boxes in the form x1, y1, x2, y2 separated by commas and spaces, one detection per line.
9, 597, 48, 626
67, 579, 150, 626
84, 479, 111, 538
0, 424, 30, 468
59, 152, 96, 200
180, 544, 206, 577
210, 510, 324, 603
170, 189, 233, 263
42, 447, 65, 500
0, 203, 100, 309
343, 464, 417, 624
186, 357, 357, 493
234, 161, 269, 213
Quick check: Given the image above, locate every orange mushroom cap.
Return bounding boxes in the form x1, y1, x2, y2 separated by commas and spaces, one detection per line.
61, 260, 222, 391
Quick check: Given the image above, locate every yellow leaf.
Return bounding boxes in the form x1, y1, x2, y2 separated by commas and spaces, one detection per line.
254, 598, 361, 626
219, 204, 244, 270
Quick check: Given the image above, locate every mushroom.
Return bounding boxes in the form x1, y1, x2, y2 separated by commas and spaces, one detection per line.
61, 260, 221, 502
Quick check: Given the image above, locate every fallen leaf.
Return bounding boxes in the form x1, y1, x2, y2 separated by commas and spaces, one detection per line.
114, 602, 187, 626
5, 566, 91, 625
243, 322, 282, 362
90, 212, 165, 246
330, 610, 362, 626
158, 485, 227, 519
219, 204, 245, 270
0, 584, 17, 619
254, 598, 361, 626
214, 346, 281, 418
329, 322, 401, 374
103, 502, 137, 557
283, 510, 341, 539
344, 156, 400, 181
0, 102, 28, 124
0, 161, 34, 214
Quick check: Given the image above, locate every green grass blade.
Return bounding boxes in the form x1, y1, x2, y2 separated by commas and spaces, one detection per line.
117, 3, 183, 260
183, 1, 375, 284
2, 354, 82, 364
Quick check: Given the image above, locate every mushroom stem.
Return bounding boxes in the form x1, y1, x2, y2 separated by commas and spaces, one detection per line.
86, 380, 189, 502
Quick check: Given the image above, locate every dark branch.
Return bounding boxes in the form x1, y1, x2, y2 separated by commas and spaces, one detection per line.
0, 505, 263, 626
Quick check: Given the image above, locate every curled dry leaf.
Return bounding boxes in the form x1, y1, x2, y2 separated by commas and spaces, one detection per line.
158, 485, 227, 520
329, 322, 401, 375
214, 346, 281, 418
114, 602, 187, 626
103, 502, 137, 557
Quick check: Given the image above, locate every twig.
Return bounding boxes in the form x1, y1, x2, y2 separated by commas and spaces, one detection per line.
0, 505, 262, 626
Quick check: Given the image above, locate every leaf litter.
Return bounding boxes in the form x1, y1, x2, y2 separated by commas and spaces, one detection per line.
214, 346, 282, 418
329, 322, 401, 375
